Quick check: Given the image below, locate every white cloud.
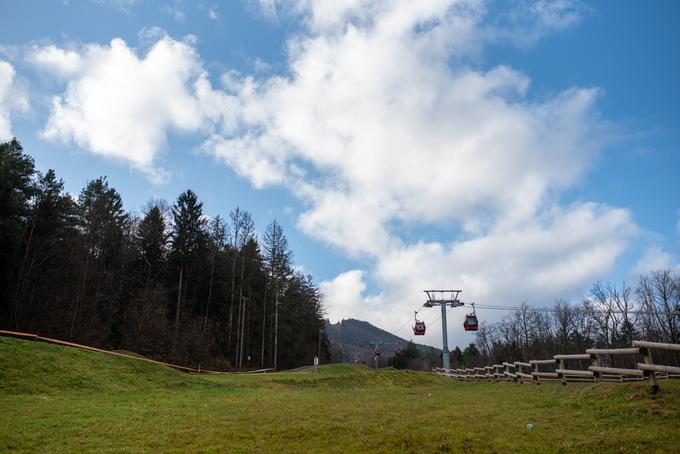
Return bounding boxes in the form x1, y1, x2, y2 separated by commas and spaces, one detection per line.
199, 0, 635, 342
208, 5, 220, 22
485, 0, 588, 48
138, 26, 169, 47
530, 0, 584, 31
251, 0, 280, 22
23, 1, 634, 346
320, 270, 377, 322
27, 45, 82, 77
632, 246, 675, 277
377, 204, 633, 297
205, 0, 606, 256
0, 60, 29, 140
162, 1, 187, 23
35, 37, 220, 182
321, 203, 635, 346
93, 0, 140, 14
253, 58, 271, 73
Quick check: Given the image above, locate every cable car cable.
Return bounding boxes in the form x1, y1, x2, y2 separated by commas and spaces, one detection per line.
461, 302, 677, 316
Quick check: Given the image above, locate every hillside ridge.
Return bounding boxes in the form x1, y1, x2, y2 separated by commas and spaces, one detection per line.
325, 318, 441, 366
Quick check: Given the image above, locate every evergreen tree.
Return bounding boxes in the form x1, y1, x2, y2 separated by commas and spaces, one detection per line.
463, 343, 480, 367
451, 346, 464, 368
136, 202, 169, 281
0, 139, 332, 371
72, 177, 130, 342
12, 169, 77, 328
0, 138, 35, 321
170, 190, 206, 342
388, 341, 419, 369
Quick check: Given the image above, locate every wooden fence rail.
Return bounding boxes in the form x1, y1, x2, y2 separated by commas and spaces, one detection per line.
434, 339, 680, 393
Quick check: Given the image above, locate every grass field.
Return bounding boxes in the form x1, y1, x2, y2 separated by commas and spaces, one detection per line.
2, 337, 680, 453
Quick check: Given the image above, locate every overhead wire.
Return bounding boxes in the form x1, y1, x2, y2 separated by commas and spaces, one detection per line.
393, 311, 418, 335
393, 303, 461, 337
462, 302, 679, 317
392, 300, 678, 337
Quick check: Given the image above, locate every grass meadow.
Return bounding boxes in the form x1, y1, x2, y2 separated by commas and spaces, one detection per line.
1, 336, 679, 453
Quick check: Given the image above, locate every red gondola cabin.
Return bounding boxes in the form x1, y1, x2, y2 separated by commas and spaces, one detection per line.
463, 313, 478, 331
413, 321, 426, 335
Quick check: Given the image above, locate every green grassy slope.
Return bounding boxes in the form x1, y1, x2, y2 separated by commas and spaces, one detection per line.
0, 337, 197, 395
2, 336, 680, 453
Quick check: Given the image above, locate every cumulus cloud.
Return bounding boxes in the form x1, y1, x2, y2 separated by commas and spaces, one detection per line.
33, 37, 223, 182
632, 246, 678, 278
205, 0, 607, 254
319, 203, 634, 344
26, 45, 83, 77
320, 270, 374, 322
24, 0, 634, 345
0, 60, 29, 140
199, 0, 636, 343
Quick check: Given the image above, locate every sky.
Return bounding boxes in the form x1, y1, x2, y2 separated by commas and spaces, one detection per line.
1, 0, 679, 349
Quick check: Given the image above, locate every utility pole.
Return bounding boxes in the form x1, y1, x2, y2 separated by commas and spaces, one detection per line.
274, 283, 279, 371
423, 290, 463, 370
238, 295, 248, 369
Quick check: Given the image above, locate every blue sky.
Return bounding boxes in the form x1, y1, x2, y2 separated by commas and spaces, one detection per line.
1, 0, 678, 347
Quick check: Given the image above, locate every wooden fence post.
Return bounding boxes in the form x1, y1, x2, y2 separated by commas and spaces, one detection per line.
503, 362, 518, 382
591, 353, 601, 382
532, 362, 540, 385
640, 347, 659, 394
514, 362, 532, 384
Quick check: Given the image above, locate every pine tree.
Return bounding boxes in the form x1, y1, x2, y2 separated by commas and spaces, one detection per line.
0, 139, 36, 321
0, 138, 334, 370
12, 169, 77, 328
72, 177, 129, 340
170, 190, 206, 344
136, 203, 169, 281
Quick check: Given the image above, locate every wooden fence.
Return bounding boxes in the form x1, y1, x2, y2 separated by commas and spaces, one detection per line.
433, 339, 680, 393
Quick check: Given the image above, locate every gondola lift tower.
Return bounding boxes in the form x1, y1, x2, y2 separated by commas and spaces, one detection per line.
423, 289, 463, 370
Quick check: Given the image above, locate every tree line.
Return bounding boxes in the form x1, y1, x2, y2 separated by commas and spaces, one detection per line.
452, 271, 680, 369
0, 138, 329, 370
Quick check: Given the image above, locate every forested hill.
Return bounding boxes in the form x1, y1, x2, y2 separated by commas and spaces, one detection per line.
325, 318, 441, 366
0, 138, 329, 370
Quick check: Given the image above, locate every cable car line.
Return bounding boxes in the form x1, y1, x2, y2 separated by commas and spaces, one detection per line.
461, 302, 678, 317
391, 300, 677, 340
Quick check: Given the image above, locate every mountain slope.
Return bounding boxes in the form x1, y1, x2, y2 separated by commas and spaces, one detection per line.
324, 318, 441, 367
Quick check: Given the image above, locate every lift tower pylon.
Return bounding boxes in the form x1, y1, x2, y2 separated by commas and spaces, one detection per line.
423, 290, 463, 370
